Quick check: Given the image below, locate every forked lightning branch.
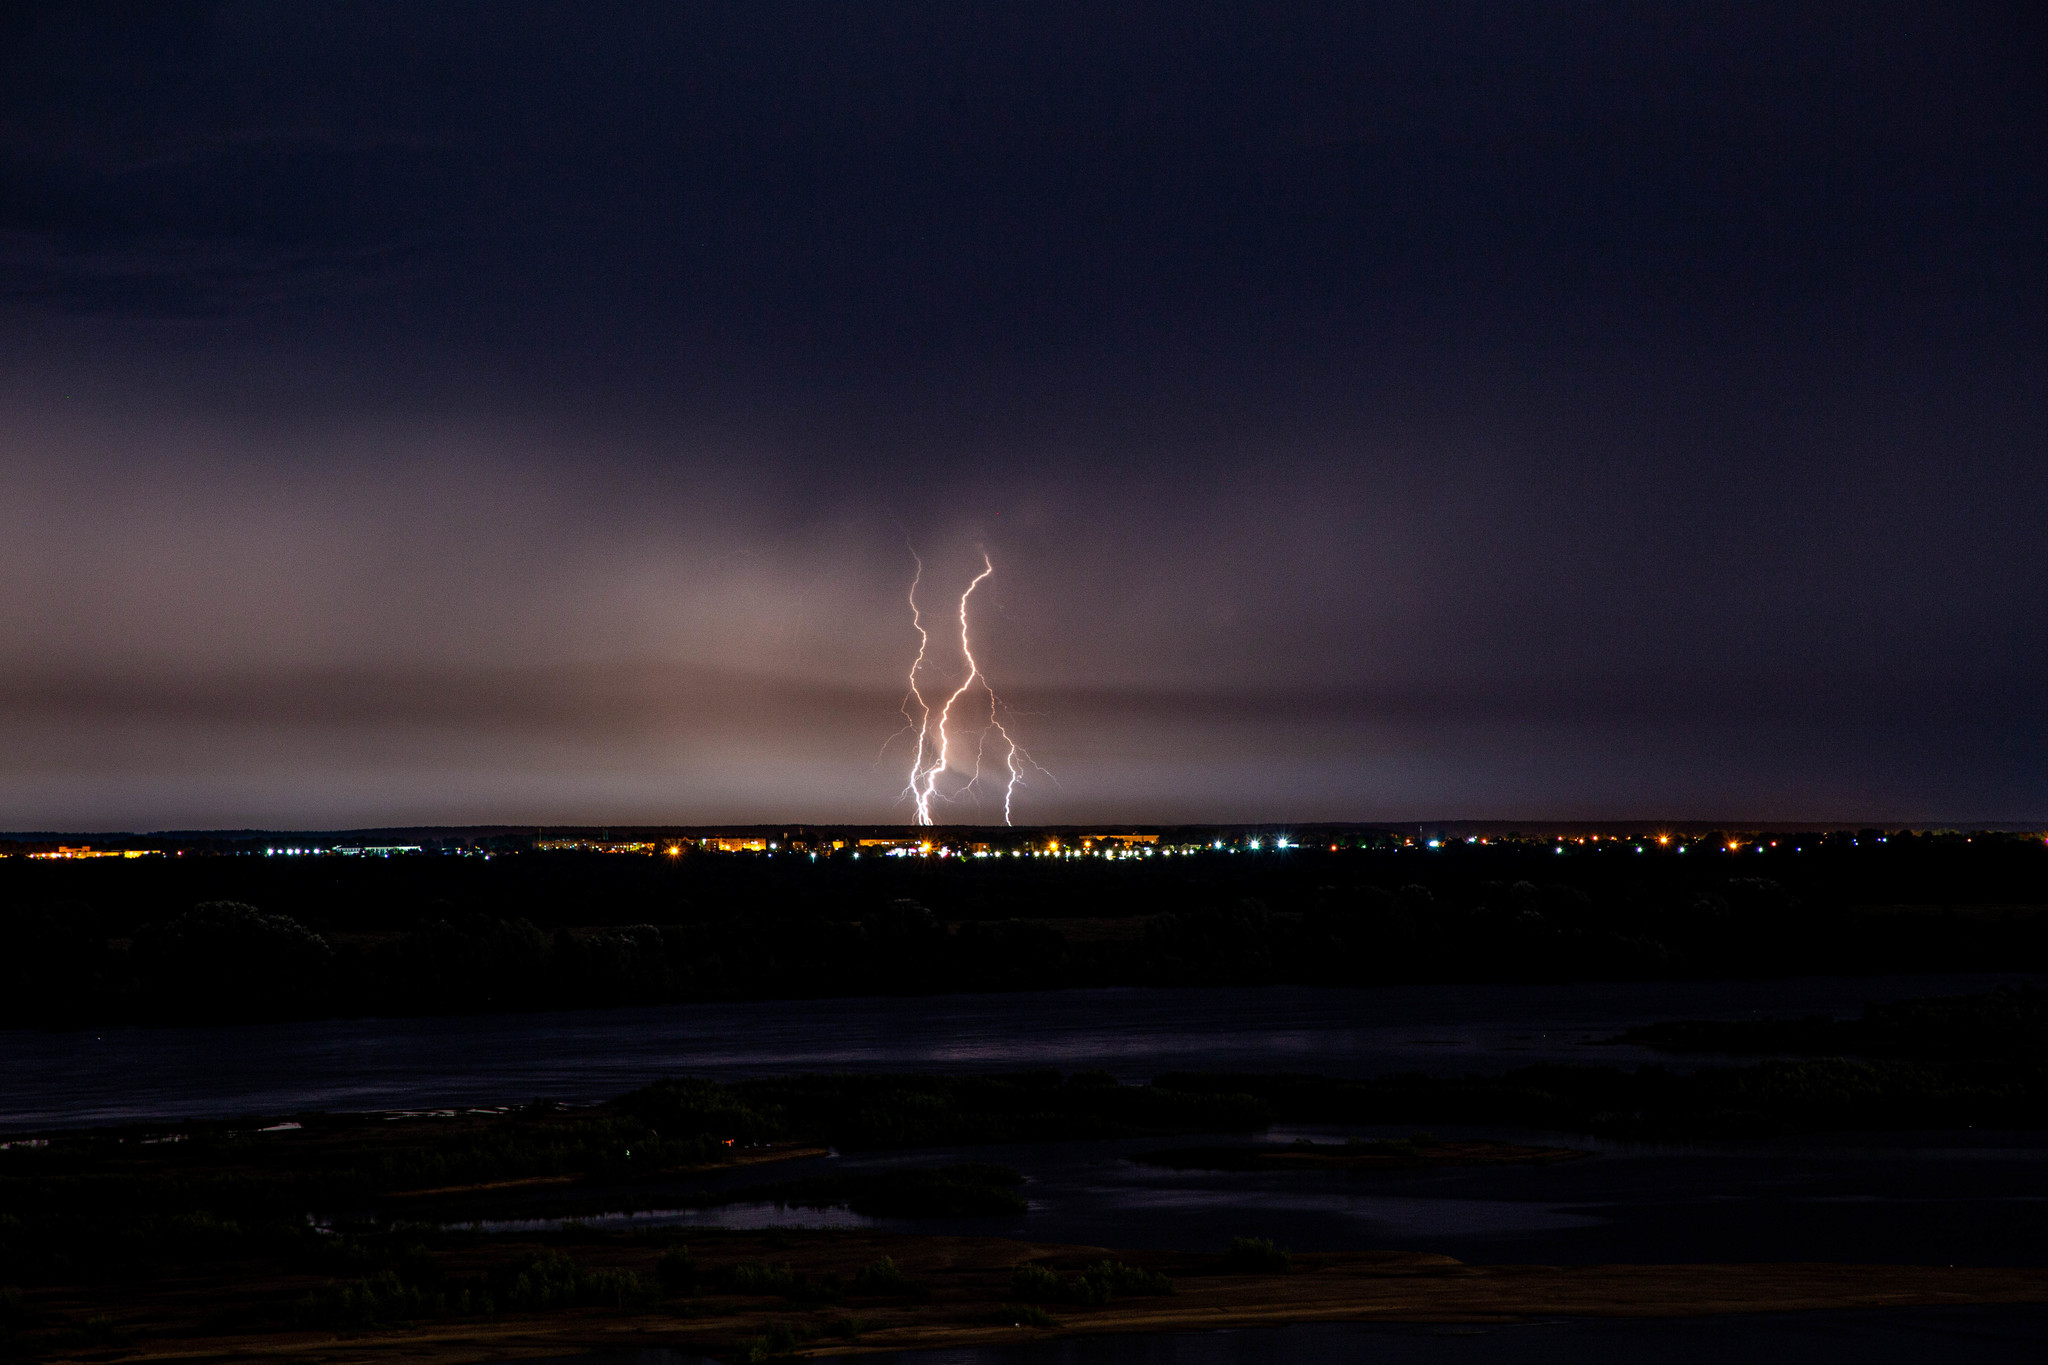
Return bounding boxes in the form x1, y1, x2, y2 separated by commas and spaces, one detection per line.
898, 550, 1045, 826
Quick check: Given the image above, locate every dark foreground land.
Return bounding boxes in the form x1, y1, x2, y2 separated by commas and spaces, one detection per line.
2, 986, 2044, 1361
4, 831, 2045, 1027
15, 1229, 2048, 1365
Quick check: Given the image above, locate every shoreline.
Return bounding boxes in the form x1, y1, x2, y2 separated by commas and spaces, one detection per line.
18, 1233, 2048, 1364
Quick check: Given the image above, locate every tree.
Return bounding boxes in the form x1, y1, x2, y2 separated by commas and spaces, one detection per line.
133, 901, 332, 1021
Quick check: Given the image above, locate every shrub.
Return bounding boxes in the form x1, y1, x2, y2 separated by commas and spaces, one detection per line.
731, 1317, 813, 1361
501, 1252, 584, 1310
300, 1270, 447, 1328
789, 1271, 844, 1304
979, 1303, 1060, 1327
1009, 1264, 1063, 1301
580, 1267, 654, 1309
495, 1252, 654, 1313
851, 1256, 928, 1299
1222, 1237, 1291, 1273
0, 1286, 29, 1336
1011, 1259, 1171, 1305
77, 1315, 125, 1346
708, 1259, 841, 1302
1077, 1259, 1173, 1299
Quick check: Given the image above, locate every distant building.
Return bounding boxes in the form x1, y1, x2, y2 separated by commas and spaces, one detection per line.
1080, 833, 1159, 849
28, 846, 145, 859
536, 839, 658, 854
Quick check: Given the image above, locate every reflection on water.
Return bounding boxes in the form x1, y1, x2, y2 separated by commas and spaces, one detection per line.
837, 1309, 2048, 1364
978, 1128, 2048, 1265
14, 976, 2039, 1365
4, 973, 2034, 1128
454, 1201, 874, 1234
441, 1125, 2048, 1268
1090, 1183, 1604, 1236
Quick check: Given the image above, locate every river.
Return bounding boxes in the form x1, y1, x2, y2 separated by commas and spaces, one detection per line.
496, 1307, 2048, 1364
8, 974, 2042, 1362
0, 972, 2031, 1130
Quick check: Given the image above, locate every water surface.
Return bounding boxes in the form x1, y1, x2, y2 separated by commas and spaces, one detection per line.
848, 1309, 2048, 1364
495, 1307, 2048, 1365
2, 973, 2030, 1129
450, 1123, 2048, 1267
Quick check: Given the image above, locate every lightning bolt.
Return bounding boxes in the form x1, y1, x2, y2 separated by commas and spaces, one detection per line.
899, 552, 936, 822
899, 549, 1043, 826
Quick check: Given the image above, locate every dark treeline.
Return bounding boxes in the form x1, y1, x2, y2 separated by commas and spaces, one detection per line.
8, 833, 2044, 934
3, 837, 2044, 1026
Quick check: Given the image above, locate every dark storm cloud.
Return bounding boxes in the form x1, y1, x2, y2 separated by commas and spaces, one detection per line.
9, 4, 2035, 349
0, 2, 2041, 826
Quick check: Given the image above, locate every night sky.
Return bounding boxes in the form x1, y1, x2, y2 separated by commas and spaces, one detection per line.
0, 3, 2041, 829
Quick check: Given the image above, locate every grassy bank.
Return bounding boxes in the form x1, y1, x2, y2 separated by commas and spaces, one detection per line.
3, 1228, 2044, 1363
